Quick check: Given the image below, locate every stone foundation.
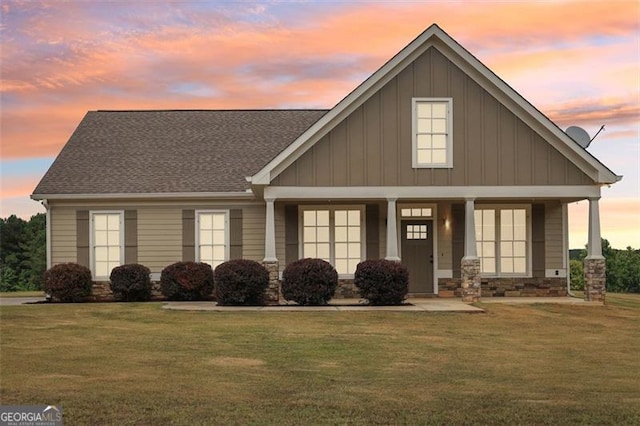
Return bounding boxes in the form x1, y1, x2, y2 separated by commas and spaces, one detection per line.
263, 261, 280, 304
439, 277, 568, 297
584, 257, 606, 302
334, 279, 360, 298
461, 258, 481, 302
85, 281, 165, 302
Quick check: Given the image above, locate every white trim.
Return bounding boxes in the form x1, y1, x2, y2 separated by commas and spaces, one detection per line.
89, 210, 125, 280
264, 185, 601, 200
437, 269, 453, 279
412, 97, 453, 168
562, 202, 570, 293
586, 197, 604, 259
263, 198, 277, 262
546, 269, 567, 278
31, 191, 254, 201
195, 210, 230, 268
298, 205, 366, 276
43, 200, 51, 270
474, 204, 532, 278
249, 24, 619, 185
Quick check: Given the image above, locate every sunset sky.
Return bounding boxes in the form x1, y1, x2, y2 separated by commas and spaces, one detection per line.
1, 0, 638, 249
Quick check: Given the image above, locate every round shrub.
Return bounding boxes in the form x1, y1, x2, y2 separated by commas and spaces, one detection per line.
214, 259, 269, 305
43, 262, 93, 302
354, 259, 409, 305
281, 258, 338, 305
160, 261, 214, 301
109, 263, 152, 302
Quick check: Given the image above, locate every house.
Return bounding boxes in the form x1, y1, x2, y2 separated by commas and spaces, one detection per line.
32, 24, 620, 302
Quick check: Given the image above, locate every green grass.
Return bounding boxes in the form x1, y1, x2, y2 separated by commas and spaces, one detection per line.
1, 297, 639, 425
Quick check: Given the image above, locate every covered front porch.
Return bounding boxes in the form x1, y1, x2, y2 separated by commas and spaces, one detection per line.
259, 186, 607, 303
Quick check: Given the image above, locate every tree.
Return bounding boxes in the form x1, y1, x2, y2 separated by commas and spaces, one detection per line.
0, 214, 46, 291
569, 259, 584, 291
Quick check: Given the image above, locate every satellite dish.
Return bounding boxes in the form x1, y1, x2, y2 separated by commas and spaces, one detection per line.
566, 126, 591, 148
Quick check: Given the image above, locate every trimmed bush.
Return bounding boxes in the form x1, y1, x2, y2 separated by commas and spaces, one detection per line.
281, 258, 338, 305
109, 263, 152, 302
354, 259, 409, 305
214, 259, 269, 305
43, 263, 93, 302
160, 261, 214, 301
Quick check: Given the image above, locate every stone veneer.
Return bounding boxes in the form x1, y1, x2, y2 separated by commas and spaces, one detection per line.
584, 258, 606, 302
263, 261, 280, 304
461, 258, 481, 302
439, 277, 568, 297
86, 281, 165, 302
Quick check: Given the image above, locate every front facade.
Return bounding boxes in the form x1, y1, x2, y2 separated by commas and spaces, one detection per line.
32, 25, 619, 302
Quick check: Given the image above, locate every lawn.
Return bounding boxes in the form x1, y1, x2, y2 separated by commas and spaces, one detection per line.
1, 295, 639, 425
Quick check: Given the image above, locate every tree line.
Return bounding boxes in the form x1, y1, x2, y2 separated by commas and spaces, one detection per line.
570, 239, 640, 293
0, 214, 638, 293
0, 214, 46, 292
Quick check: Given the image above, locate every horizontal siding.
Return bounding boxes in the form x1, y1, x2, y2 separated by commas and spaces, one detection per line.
137, 208, 182, 273
243, 204, 265, 262
545, 201, 563, 269
51, 207, 77, 265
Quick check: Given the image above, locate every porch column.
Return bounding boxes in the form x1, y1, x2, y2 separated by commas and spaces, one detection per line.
263, 197, 279, 304
385, 197, 400, 261
461, 198, 481, 302
584, 197, 606, 302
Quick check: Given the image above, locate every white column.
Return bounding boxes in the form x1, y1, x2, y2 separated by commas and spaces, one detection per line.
263, 198, 277, 262
385, 197, 400, 261
586, 197, 604, 259
463, 198, 478, 260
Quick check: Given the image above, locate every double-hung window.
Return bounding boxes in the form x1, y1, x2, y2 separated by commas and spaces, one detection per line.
301, 207, 363, 275
412, 98, 453, 168
196, 211, 229, 269
91, 211, 124, 279
474, 207, 530, 276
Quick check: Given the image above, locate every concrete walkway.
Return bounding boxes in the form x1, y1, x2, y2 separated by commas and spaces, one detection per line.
163, 298, 484, 312
479, 296, 601, 305
0, 297, 46, 306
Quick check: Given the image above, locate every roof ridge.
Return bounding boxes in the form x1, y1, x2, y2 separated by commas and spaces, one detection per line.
94, 109, 331, 112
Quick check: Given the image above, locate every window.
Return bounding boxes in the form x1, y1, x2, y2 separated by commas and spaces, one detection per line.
412, 98, 453, 168
401, 207, 433, 218
91, 211, 123, 278
474, 207, 529, 276
197, 211, 228, 269
301, 207, 363, 275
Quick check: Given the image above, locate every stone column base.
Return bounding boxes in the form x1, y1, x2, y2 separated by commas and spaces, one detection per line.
461, 258, 481, 303
263, 261, 280, 305
584, 257, 606, 303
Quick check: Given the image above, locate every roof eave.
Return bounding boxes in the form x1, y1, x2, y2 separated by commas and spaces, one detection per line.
30, 191, 256, 201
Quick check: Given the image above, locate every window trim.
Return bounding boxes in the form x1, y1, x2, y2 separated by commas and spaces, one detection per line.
412, 97, 453, 169
195, 210, 230, 269
474, 204, 532, 278
89, 210, 125, 280
298, 205, 366, 277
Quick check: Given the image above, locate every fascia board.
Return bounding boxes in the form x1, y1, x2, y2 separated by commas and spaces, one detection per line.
30, 191, 255, 201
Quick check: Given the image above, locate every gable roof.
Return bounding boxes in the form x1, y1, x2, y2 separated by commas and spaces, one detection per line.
250, 24, 620, 185
32, 109, 327, 198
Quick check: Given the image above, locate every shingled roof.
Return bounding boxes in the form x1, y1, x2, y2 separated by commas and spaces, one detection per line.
32, 109, 327, 196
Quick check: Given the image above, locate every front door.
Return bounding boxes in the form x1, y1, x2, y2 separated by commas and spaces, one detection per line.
401, 220, 434, 293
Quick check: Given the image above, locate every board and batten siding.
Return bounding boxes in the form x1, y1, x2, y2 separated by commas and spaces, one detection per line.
272, 46, 594, 188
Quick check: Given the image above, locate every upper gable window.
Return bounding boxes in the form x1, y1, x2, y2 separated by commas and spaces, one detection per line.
412, 98, 453, 168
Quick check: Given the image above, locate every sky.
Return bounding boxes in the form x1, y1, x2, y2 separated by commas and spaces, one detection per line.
1, 0, 638, 249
